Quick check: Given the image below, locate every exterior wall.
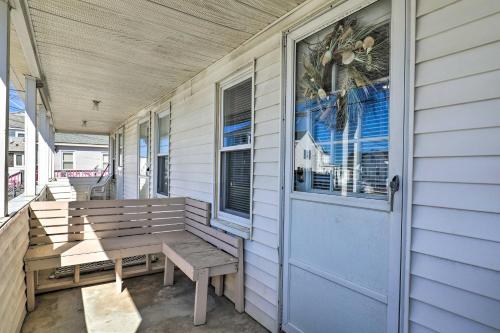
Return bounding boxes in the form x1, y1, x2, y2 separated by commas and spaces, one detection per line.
115, 0, 500, 332
0, 207, 30, 333
117, 39, 281, 329
54, 145, 108, 170
407, 1, 500, 332
123, 119, 138, 199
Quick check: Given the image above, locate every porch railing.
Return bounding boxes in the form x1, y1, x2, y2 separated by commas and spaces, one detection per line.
55, 168, 109, 178
8, 171, 23, 198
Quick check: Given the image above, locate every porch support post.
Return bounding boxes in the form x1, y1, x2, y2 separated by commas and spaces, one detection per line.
37, 106, 49, 188
24, 75, 37, 196
0, 0, 10, 216
50, 125, 54, 179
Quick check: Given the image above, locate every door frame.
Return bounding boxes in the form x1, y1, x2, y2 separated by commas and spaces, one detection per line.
137, 115, 151, 199
280, 0, 409, 332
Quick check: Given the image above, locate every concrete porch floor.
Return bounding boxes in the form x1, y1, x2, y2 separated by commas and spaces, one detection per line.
21, 271, 268, 333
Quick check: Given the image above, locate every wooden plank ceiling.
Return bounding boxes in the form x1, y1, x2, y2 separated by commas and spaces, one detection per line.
26, 0, 304, 133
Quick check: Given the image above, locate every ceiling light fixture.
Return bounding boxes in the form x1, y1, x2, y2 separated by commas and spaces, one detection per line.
92, 100, 101, 111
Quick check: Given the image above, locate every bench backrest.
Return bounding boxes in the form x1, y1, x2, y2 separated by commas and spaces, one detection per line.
29, 198, 186, 245
183, 207, 243, 260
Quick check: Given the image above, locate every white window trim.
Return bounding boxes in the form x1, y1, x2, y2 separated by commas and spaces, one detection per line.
13, 153, 24, 167
15, 130, 24, 138
60, 150, 75, 170
117, 127, 124, 168
213, 63, 255, 239
137, 115, 151, 198
101, 152, 109, 169
153, 104, 171, 198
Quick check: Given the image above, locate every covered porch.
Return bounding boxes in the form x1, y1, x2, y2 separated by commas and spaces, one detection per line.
2, 0, 500, 333
0, 0, 309, 332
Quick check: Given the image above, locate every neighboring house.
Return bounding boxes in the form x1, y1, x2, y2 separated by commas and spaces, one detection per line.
54, 133, 109, 172
8, 112, 25, 175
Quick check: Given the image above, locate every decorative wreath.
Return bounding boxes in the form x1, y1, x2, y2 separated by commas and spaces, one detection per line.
300, 17, 389, 131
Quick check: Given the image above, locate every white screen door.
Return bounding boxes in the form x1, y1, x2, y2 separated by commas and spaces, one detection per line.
138, 117, 151, 199
282, 0, 406, 332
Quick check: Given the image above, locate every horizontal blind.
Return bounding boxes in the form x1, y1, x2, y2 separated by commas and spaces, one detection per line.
223, 78, 252, 147
300, 82, 389, 197
221, 149, 251, 218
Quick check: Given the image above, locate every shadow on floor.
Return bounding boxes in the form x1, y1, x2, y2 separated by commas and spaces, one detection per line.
21, 271, 268, 333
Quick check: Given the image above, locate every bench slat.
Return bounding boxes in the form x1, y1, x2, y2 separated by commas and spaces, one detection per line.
185, 225, 238, 258
30, 217, 185, 236
185, 219, 239, 248
30, 224, 183, 245
68, 197, 185, 209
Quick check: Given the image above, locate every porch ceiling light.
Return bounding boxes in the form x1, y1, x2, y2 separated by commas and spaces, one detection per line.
92, 99, 101, 111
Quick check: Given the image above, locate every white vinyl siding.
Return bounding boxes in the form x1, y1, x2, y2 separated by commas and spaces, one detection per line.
409, 1, 500, 332
117, 34, 282, 332
123, 118, 138, 199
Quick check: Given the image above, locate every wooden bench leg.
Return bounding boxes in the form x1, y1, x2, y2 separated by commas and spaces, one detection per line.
26, 271, 35, 312
74, 265, 80, 284
115, 258, 123, 293
193, 268, 209, 326
163, 257, 175, 286
234, 260, 244, 313
213, 275, 224, 297
146, 254, 152, 272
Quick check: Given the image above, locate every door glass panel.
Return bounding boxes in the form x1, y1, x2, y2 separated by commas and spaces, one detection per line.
294, 3, 390, 199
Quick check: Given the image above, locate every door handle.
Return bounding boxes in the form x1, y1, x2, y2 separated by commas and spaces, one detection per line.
388, 175, 400, 212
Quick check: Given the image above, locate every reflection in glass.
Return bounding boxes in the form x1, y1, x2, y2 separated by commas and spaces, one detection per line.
294, 1, 390, 199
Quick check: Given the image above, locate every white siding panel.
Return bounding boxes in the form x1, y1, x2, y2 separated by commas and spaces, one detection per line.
415, 41, 500, 87
416, 0, 500, 40
123, 118, 138, 199
415, 70, 500, 110
412, 205, 500, 243
414, 127, 500, 157
410, 2, 500, 331
413, 182, 500, 213
411, 253, 500, 301
410, 300, 499, 333
415, 12, 500, 63
115, 30, 282, 330
414, 99, 500, 134
410, 276, 500, 330
413, 156, 500, 184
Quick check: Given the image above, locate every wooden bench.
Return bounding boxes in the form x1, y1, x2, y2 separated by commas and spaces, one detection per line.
162, 207, 244, 325
24, 197, 245, 325
24, 197, 187, 311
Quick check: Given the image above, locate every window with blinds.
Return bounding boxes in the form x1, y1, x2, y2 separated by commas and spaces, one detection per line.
223, 78, 252, 147
219, 76, 252, 221
156, 112, 170, 196
294, 19, 390, 199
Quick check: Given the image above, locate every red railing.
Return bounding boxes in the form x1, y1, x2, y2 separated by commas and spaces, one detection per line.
55, 168, 109, 178
8, 171, 23, 189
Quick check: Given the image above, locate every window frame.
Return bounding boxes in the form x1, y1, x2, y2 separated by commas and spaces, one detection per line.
284, 0, 396, 212
61, 151, 75, 170
101, 152, 109, 169
214, 65, 255, 230
153, 107, 171, 198
13, 153, 24, 167
117, 127, 124, 167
